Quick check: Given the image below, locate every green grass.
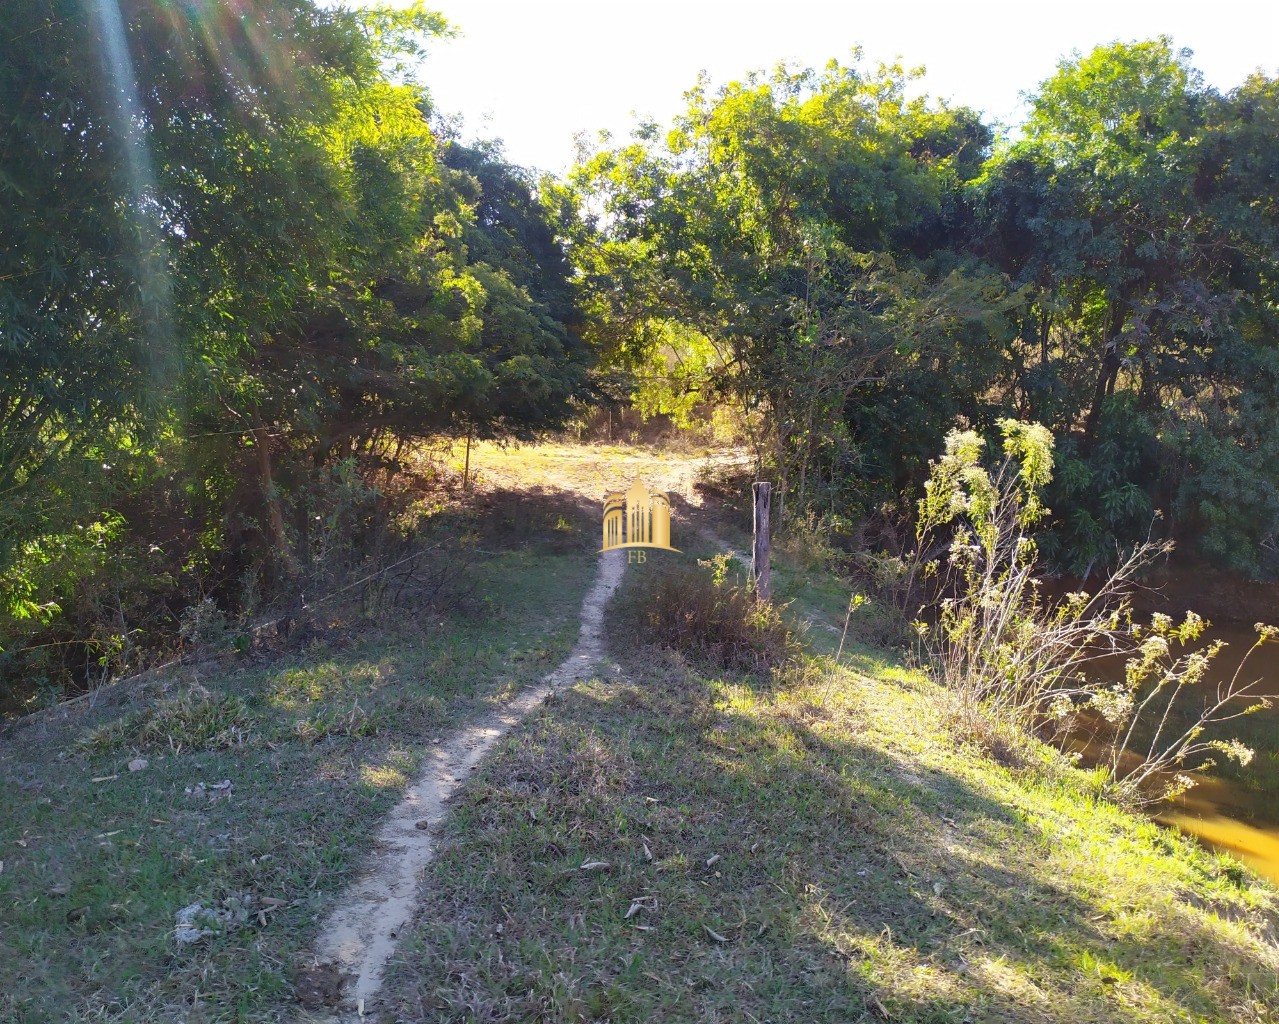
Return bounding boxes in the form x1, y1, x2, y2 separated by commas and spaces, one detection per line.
379, 561, 1279, 1024
0, 541, 597, 1023
7, 464, 1279, 1023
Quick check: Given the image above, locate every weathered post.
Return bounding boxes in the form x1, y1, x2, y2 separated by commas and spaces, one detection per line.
752, 481, 771, 602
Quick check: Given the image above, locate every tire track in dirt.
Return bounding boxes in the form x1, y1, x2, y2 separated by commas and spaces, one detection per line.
304, 549, 626, 1020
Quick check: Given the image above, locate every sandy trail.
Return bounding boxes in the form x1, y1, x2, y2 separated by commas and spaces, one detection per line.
307, 549, 626, 1020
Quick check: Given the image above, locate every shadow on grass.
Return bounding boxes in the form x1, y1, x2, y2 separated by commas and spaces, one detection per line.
382, 646, 1279, 1024
462, 485, 599, 554
0, 509, 602, 1024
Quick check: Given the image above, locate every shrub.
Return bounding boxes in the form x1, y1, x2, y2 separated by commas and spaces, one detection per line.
777, 511, 843, 572
178, 598, 236, 655
913, 420, 1271, 805
626, 553, 797, 673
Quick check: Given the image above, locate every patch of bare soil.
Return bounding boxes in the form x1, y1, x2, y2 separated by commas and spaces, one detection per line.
293, 963, 348, 1011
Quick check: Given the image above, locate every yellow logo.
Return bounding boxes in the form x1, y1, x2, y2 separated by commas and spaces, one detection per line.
601, 478, 681, 560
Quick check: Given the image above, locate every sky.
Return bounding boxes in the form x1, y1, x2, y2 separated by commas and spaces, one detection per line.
416, 0, 1279, 175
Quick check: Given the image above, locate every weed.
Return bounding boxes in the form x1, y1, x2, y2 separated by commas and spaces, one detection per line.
777, 510, 843, 572
292, 700, 381, 742
623, 553, 798, 672
912, 421, 1270, 805
178, 598, 236, 655
77, 686, 252, 754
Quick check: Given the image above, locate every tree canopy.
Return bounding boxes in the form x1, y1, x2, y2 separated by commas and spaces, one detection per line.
568, 39, 1279, 577
3, 10, 1279, 704
1, 0, 589, 693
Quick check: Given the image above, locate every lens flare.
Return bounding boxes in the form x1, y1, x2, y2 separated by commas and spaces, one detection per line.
86, 0, 175, 395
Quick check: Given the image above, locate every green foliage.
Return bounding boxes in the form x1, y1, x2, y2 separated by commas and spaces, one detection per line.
563, 59, 1009, 500
975, 38, 1279, 574
1170, 345, 1279, 577
573, 40, 1279, 581
913, 422, 1268, 806
0, 0, 591, 701
7, 16, 1279, 707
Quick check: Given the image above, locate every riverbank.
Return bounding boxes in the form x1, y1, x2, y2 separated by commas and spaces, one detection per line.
376, 543, 1279, 1024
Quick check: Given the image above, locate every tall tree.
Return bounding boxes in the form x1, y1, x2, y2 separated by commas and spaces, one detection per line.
0, 0, 592, 694
564, 59, 1011, 508
977, 39, 1279, 573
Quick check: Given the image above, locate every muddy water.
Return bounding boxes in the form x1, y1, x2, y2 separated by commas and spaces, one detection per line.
1094, 622, 1279, 884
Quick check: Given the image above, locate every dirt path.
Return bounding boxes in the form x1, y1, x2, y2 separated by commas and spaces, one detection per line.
306, 550, 626, 1020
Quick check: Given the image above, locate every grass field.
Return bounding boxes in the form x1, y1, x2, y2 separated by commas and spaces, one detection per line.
0, 440, 746, 1022
0, 484, 603, 1023
379, 547, 1279, 1024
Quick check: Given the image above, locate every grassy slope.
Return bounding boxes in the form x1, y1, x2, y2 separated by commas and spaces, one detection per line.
381, 547, 1279, 1024
0, 439, 731, 1023
0, 534, 596, 1023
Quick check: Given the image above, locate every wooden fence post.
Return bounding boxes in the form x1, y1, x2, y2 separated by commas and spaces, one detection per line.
752, 481, 771, 602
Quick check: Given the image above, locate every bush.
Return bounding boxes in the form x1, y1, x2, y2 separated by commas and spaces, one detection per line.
625, 554, 797, 673
777, 511, 844, 572
914, 420, 1272, 805
178, 598, 236, 655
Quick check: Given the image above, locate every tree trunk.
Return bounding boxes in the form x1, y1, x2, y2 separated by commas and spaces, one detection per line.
1082, 314, 1124, 450
797, 406, 812, 512
255, 425, 300, 578
1082, 350, 1120, 449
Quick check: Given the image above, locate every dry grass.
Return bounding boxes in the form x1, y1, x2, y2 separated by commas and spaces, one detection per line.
619, 554, 799, 674
421, 439, 750, 509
